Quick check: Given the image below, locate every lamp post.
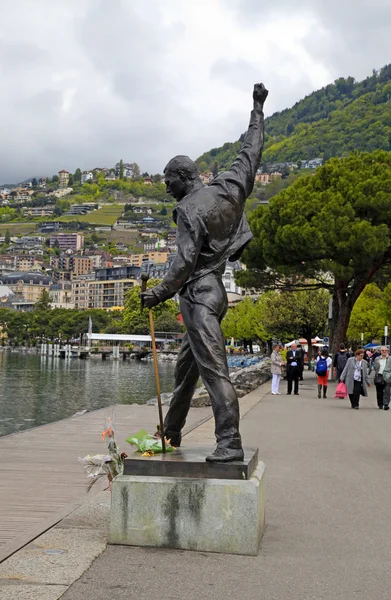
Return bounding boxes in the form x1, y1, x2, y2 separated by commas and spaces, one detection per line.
361, 332, 364, 346
385, 326, 388, 347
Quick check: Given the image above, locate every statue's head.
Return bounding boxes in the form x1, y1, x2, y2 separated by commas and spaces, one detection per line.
164, 155, 200, 201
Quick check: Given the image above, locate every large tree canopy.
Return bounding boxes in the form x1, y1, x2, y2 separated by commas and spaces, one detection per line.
238, 151, 391, 353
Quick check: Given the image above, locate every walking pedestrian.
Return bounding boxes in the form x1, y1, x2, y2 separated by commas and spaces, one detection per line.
373, 346, 391, 410
270, 344, 283, 395
340, 349, 370, 409
316, 349, 332, 398
333, 343, 349, 383
286, 342, 301, 395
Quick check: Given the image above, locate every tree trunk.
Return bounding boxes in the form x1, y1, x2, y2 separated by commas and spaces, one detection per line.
305, 330, 313, 369
329, 285, 353, 356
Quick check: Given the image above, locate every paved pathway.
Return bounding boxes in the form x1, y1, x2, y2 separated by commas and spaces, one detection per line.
61, 372, 391, 600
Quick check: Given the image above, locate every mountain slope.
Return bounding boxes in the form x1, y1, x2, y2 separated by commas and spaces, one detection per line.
196, 64, 391, 170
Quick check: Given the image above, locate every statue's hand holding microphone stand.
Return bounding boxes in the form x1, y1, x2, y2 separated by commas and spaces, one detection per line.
140, 273, 166, 453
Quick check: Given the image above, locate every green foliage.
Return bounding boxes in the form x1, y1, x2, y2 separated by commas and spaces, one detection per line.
59, 204, 123, 226
0, 207, 18, 222
238, 150, 391, 351
123, 279, 179, 334
221, 298, 267, 341
347, 283, 388, 341
4, 229, 10, 244
257, 289, 330, 342
196, 64, 391, 169
34, 289, 51, 312
0, 307, 113, 344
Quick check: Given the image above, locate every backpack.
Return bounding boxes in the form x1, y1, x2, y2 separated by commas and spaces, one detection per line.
316, 357, 328, 376
337, 352, 348, 372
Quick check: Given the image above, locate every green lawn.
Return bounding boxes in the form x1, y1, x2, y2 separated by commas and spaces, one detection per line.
0, 222, 38, 235
58, 205, 124, 226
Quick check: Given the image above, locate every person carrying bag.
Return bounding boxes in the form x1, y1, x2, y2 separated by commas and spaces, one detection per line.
380, 351, 391, 409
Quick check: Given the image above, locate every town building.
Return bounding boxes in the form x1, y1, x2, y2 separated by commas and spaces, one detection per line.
0, 272, 53, 302
88, 278, 137, 309
199, 172, 213, 184
14, 256, 43, 272
81, 171, 93, 184
222, 261, 242, 296
144, 238, 167, 252
255, 173, 271, 184
50, 253, 94, 280
71, 279, 91, 309
49, 281, 75, 309
52, 187, 73, 198
58, 170, 70, 187
25, 206, 54, 217
50, 233, 84, 252
270, 171, 283, 181
95, 265, 141, 281
39, 222, 60, 234
133, 207, 152, 215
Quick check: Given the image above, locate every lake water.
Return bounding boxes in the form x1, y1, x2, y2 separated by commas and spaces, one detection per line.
0, 352, 176, 437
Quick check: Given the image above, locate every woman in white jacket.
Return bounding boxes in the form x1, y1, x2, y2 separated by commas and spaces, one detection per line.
271, 344, 284, 395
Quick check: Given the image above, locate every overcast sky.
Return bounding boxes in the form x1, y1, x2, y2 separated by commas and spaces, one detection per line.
0, 0, 389, 184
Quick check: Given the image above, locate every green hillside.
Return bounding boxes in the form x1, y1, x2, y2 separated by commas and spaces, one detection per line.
196, 64, 391, 170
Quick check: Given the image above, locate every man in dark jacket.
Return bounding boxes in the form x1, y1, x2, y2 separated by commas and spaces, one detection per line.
333, 343, 349, 382
141, 83, 268, 463
286, 342, 302, 395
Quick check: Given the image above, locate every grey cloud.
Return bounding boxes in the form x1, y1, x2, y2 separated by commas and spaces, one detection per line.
0, 0, 390, 183
224, 0, 391, 79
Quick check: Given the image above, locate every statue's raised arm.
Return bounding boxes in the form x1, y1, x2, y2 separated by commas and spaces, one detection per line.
212, 83, 268, 205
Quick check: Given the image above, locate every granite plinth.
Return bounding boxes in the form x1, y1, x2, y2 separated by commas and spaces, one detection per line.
123, 446, 258, 480
109, 460, 266, 556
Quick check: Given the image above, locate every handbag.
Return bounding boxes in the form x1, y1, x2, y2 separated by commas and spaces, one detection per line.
374, 372, 384, 385
335, 381, 348, 399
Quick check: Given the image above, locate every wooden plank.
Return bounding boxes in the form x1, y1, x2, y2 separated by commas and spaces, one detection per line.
0, 404, 212, 563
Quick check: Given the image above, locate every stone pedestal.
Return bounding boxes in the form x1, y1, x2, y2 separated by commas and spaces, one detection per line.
109, 448, 266, 556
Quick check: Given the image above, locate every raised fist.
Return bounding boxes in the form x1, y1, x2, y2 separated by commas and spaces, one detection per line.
253, 83, 268, 106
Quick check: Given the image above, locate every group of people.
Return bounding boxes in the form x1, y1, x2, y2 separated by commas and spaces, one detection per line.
270, 342, 304, 395
270, 341, 391, 410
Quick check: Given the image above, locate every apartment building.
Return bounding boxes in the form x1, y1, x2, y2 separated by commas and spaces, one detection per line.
88, 278, 137, 309
49, 281, 75, 309
50, 233, 84, 252
0, 272, 53, 302
58, 170, 70, 187
71, 278, 92, 309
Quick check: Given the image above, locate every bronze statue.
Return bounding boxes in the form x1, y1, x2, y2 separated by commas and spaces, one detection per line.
141, 83, 268, 462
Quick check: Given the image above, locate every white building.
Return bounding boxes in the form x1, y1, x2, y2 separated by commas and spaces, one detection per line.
222, 261, 242, 296
81, 171, 93, 184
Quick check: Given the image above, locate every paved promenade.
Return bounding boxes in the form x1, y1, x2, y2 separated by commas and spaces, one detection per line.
2, 371, 391, 599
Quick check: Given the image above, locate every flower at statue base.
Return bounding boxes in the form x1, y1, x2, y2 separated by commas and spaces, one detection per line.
79, 415, 127, 492
126, 429, 175, 455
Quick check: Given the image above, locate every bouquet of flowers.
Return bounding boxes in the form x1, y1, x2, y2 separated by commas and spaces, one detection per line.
126, 428, 175, 456
78, 414, 127, 492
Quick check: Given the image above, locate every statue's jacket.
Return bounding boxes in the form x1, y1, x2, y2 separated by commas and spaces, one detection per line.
153, 108, 265, 306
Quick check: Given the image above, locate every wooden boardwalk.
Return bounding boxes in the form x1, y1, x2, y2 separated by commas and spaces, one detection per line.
0, 404, 212, 563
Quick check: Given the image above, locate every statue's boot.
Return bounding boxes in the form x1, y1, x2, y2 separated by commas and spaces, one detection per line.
205, 446, 244, 462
